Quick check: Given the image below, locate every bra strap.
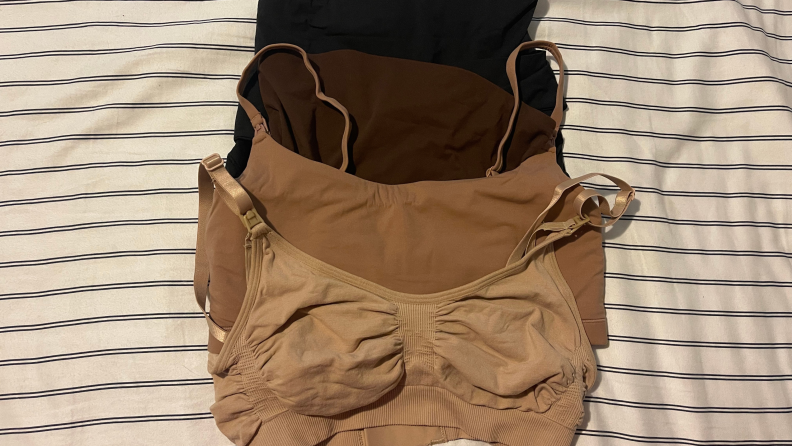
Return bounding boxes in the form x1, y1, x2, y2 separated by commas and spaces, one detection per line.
487, 41, 565, 177
506, 173, 636, 265
194, 153, 267, 344
236, 44, 354, 172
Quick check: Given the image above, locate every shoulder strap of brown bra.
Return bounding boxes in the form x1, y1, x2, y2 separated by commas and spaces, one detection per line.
194, 154, 266, 344
487, 41, 565, 177
506, 173, 636, 265
236, 43, 353, 172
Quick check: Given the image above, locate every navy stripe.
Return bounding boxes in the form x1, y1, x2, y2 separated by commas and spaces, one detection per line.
0, 17, 255, 33
0, 102, 235, 119
0, 378, 212, 401
619, 214, 792, 229
0, 159, 201, 177
605, 303, 792, 318
0, 187, 197, 208
582, 181, 792, 200
564, 152, 792, 171
0, 72, 237, 88
0, 0, 220, 4
0, 345, 206, 367
585, 396, 792, 414
556, 42, 792, 64
610, 335, 792, 349
565, 124, 792, 143
576, 429, 792, 445
0, 313, 203, 333
603, 242, 792, 258
607, 272, 792, 287
535, 17, 792, 40
565, 97, 792, 115
614, 0, 792, 16
0, 249, 195, 269
0, 130, 232, 148
598, 365, 792, 381
0, 218, 197, 238
1, 215, 778, 238
561, 69, 792, 88
0, 412, 214, 436
0, 280, 192, 301
0, 42, 253, 60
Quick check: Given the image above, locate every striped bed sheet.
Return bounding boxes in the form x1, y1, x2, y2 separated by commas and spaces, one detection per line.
0, 0, 789, 445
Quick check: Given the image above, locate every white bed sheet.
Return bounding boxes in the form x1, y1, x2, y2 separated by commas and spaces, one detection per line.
0, 0, 790, 445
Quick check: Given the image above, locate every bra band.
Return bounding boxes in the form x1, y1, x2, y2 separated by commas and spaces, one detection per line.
193, 153, 635, 343
487, 40, 565, 177
236, 44, 354, 172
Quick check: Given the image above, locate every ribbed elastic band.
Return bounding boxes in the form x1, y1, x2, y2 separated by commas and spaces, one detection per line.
237, 345, 593, 446
248, 385, 578, 446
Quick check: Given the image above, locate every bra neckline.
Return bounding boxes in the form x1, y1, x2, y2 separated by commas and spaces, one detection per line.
258, 221, 557, 305
243, 132, 545, 192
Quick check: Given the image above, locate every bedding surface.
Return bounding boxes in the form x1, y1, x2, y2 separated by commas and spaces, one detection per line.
0, 0, 790, 445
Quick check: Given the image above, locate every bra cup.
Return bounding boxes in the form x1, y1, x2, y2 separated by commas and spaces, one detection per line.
245, 246, 404, 416
434, 261, 579, 413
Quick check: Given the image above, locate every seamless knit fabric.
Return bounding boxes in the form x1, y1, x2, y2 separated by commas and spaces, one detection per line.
258, 49, 554, 181
196, 42, 636, 446
227, 0, 565, 177
206, 49, 610, 360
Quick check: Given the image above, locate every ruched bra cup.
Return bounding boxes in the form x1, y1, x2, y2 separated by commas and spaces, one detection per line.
245, 240, 403, 416
434, 278, 579, 413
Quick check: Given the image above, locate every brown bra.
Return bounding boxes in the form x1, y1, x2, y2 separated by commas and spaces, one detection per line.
254, 48, 558, 182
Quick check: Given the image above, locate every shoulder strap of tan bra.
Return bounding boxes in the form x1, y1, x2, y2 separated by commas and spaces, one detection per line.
194, 154, 266, 344
236, 43, 354, 172
506, 173, 636, 265
487, 41, 565, 177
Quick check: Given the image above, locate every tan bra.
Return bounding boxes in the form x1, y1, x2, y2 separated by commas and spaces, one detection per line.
194, 41, 635, 446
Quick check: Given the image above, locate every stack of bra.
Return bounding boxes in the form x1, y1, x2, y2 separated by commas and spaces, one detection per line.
194, 4, 636, 446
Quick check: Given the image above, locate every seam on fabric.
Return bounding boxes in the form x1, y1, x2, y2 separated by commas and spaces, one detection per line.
213, 237, 264, 372
543, 244, 585, 350
431, 304, 438, 380
534, 349, 589, 430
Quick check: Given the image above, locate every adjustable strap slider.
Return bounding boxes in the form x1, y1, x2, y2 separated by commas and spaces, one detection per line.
240, 209, 264, 231
566, 215, 591, 235
547, 130, 558, 148
202, 153, 223, 172
251, 113, 270, 135
536, 215, 591, 234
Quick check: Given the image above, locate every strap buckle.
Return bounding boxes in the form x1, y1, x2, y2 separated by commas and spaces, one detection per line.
202, 153, 223, 172
240, 209, 264, 231
567, 215, 591, 234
